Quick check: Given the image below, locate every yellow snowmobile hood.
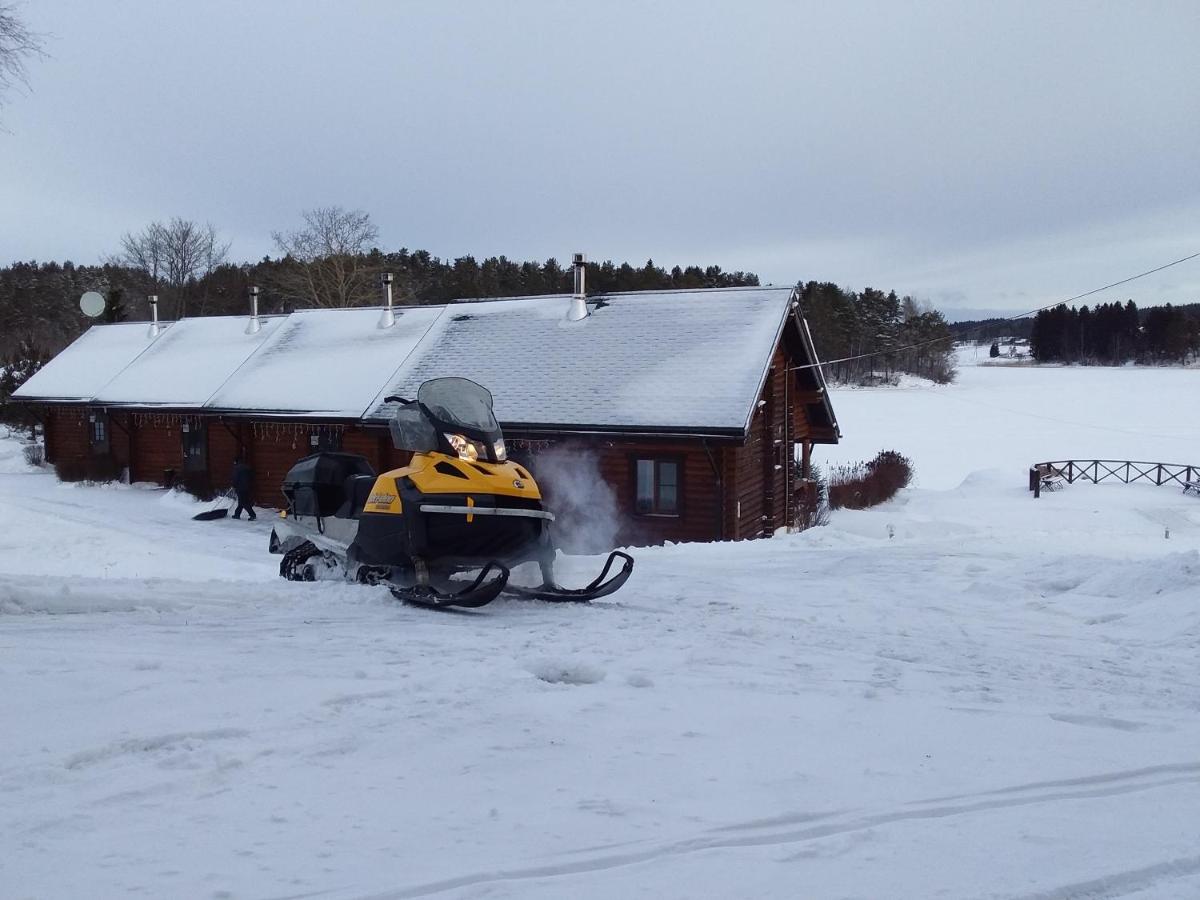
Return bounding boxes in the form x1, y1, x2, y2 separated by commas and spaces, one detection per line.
364, 452, 542, 515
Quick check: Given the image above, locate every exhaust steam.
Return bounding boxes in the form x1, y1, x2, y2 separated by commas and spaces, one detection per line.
527, 445, 622, 554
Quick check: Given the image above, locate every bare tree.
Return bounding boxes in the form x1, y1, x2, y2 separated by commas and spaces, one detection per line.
271, 206, 381, 308
117, 221, 168, 283
115, 218, 229, 318
160, 218, 229, 317
0, 3, 45, 117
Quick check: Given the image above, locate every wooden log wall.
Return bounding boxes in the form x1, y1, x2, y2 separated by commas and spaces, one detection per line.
207, 421, 243, 492
129, 418, 183, 484
342, 429, 386, 470
246, 424, 313, 506
43, 406, 87, 466
244, 423, 389, 507
109, 412, 133, 472
726, 345, 791, 539
725, 340, 817, 539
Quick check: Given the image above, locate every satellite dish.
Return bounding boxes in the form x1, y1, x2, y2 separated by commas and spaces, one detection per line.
80, 291, 106, 318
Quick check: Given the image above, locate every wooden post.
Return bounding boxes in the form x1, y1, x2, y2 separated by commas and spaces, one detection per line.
1031, 467, 1041, 498
1067, 461, 1074, 483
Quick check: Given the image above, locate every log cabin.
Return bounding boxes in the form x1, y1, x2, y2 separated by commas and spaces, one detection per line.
14, 274, 839, 547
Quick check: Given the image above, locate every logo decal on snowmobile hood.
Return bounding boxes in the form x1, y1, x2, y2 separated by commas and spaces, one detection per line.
366, 489, 402, 514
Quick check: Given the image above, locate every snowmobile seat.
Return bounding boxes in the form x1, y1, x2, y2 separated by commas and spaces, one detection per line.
336, 474, 377, 519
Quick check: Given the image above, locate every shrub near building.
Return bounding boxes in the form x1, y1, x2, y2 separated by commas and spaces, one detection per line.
828, 450, 914, 510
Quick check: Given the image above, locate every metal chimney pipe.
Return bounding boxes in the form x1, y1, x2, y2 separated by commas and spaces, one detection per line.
378, 272, 396, 329
245, 285, 262, 335
567, 252, 588, 321
147, 295, 160, 338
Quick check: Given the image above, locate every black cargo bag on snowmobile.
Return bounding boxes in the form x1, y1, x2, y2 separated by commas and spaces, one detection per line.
281, 453, 376, 518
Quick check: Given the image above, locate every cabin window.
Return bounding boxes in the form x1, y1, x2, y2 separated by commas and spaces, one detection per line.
181, 421, 207, 472
635, 458, 680, 516
88, 413, 109, 454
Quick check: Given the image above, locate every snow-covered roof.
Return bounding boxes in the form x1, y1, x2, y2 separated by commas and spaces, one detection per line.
205, 306, 445, 419
13, 322, 171, 403
92, 315, 282, 408
365, 287, 794, 433
14, 286, 827, 436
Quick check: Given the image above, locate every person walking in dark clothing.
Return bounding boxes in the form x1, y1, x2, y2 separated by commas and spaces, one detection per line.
232, 457, 256, 520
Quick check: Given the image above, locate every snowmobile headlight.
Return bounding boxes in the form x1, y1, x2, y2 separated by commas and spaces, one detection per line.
445, 432, 481, 461
493, 439, 506, 461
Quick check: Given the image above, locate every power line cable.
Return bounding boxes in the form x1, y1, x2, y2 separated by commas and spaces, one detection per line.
791, 249, 1200, 374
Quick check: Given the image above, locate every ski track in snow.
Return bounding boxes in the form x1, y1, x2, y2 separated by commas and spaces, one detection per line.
3, 365, 1200, 898
358, 764, 1200, 899
994, 856, 1200, 900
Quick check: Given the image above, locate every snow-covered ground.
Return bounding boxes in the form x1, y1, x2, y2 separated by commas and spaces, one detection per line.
958, 340, 1033, 366
821, 348, 1199, 489
3, 362, 1200, 899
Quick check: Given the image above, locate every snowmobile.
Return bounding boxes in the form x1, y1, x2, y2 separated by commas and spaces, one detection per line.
268, 376, 633, 609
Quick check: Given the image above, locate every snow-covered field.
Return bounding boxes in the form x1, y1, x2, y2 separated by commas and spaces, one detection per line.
822, 347, 1200, 489
3, 360, 1200, 899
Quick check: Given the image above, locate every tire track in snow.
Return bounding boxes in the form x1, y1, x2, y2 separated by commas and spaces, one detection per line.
353, 766, 1200, 899
916, 760, 1200, 804
992, 854, 1200, 900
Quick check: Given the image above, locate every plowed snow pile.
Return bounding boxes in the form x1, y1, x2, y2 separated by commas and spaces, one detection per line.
2, 361, 1199, 899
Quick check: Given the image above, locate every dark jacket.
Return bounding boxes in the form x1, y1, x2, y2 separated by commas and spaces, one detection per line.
232, 462, 254, 495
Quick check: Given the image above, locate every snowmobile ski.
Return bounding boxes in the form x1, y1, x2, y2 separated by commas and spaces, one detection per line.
501, 551, 634, 603
388, 561, 510, 609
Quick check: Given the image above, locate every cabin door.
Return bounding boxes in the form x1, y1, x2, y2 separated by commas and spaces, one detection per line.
181, 420, 208, 474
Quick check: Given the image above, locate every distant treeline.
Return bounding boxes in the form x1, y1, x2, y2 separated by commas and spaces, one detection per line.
1029, 301, 1200, 365
799, 281, 955, 384
0, 252, 758, 358
948, 317, 1034, 341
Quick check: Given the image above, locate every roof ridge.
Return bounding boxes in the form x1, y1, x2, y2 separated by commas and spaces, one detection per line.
439, 284, 788, 306
82, 286, 787, 324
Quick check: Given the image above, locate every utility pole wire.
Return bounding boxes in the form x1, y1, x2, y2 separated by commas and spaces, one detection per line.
791, 249, 1200, 374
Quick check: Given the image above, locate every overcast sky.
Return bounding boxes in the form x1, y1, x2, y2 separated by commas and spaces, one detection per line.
3, 0, 1198, 316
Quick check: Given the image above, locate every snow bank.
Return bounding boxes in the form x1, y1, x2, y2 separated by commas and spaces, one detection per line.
0, 427, 38, 473
0, 574, 198, 614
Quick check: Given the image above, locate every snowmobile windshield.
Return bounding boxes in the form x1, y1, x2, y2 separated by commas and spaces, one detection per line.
417, 377, 500, 436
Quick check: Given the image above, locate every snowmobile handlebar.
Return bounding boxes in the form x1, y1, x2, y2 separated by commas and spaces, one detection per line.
384, 395, 412, 405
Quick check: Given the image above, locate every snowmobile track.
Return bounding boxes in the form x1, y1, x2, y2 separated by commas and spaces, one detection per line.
353, 763, 1200, 899
996, 854, 1200, 900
